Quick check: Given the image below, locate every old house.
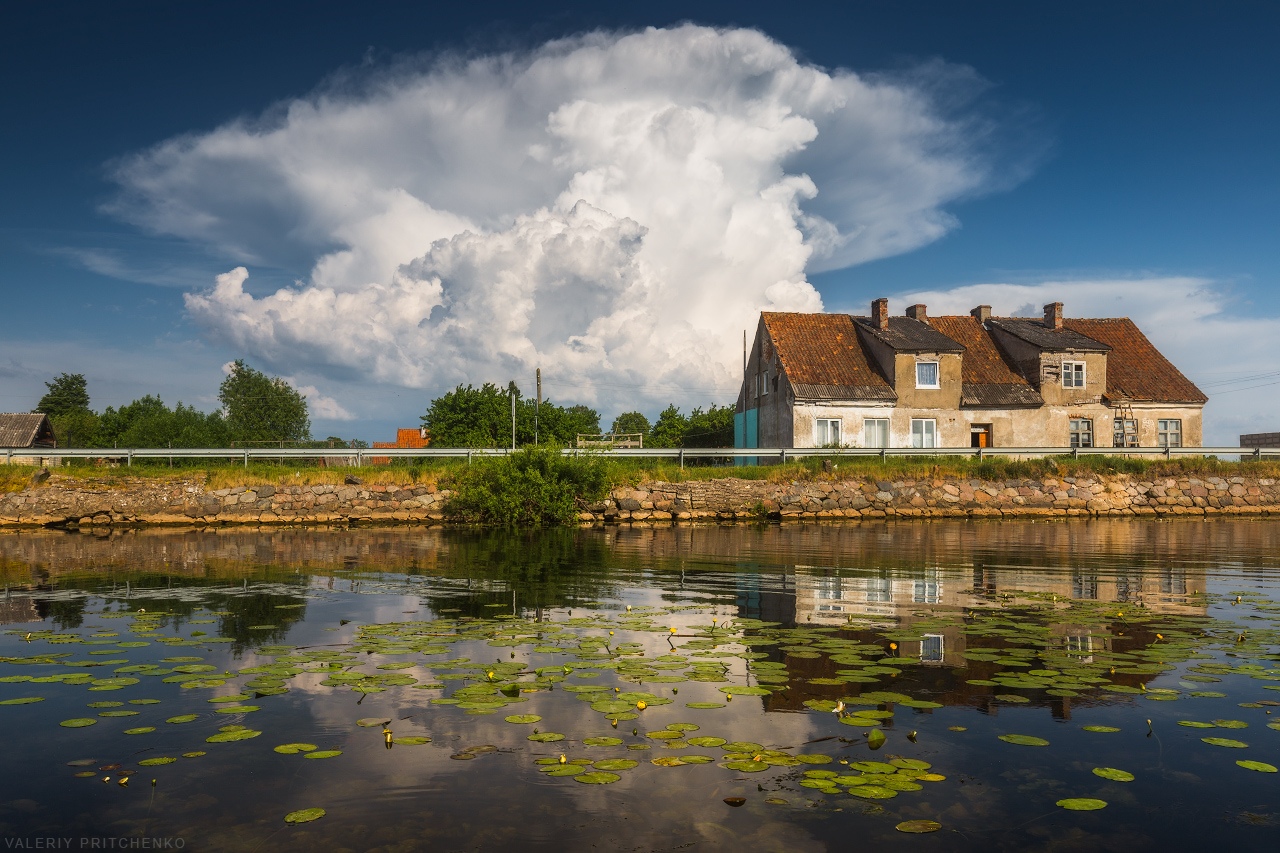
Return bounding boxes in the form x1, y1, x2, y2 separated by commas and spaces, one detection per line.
735, 300, 1206, 451
0, 413, 59, 465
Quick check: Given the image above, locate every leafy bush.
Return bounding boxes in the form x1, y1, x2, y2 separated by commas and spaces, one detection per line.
444, 446, 609, 526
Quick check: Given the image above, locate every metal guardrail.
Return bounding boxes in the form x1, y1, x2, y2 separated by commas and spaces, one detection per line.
3, 445, 1277, 466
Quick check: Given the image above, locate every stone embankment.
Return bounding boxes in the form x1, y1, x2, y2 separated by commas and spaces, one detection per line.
583, 474, 1280, 522
0, 473, 1277, 528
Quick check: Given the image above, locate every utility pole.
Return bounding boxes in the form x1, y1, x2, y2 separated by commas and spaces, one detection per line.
511, 384, 516, 451
535, 367, 541, 445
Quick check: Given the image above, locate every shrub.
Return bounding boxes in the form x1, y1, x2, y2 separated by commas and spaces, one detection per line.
444, 446, 609, 526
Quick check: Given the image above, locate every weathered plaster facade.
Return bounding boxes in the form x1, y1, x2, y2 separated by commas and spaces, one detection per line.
736, 301, 1206, 451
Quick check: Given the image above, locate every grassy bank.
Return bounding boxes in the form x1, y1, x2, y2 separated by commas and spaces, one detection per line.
5, 452, 1279, 496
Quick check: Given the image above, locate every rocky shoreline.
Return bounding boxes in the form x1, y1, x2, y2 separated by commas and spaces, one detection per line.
1, 471, 1278, 528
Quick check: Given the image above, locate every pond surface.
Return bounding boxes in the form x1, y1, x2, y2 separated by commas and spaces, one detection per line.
1, 519, 1279, 852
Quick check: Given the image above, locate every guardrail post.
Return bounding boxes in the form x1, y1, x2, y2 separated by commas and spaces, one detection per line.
977, 448, 983, 461
1072, 447, 1078, 459
1255, 448, 1262, 462
880, 448, 886, 463
127, 450, 133, 468
678, 449, 684, 470
1165, 445, 1171, 460
467, 450, 472, 466
357, 450, 363, 467
780, 449, 786, 464
244, 449, 249, 468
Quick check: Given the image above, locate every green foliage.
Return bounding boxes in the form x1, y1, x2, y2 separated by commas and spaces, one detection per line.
99, 396, 229, 448
444, 446, 608, 526
35, 373, 90, 417
218, 360, 310, 444
48, 409, 101, 449
647, 404, 734, 448
423, 383, 600, 448
610, 411, 651, 438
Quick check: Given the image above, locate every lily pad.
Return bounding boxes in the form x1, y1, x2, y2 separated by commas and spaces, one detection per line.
303, 750, 343, 759
1082, 725, 1121, 733
274, 743, 318, 754
896, 820, 942, 833
573, 771, 621, 784
284, 808, 326, 824
356, 718, 391, 728
0, 697, 44, 705
1057, 798, 1108, 811
583, 736, 624, 746
998, 734, 1050, 747
504, 714, 541, 724
166, 715, 199, 724
123, 727, 156, 735
138, 757, 177, 766
60, 718, 97, 728
1092, 767, 1134, 782
1236, 760, 1278, 773
722, 760, 769, 772
593, 759, 639, 771
206, 729, 263, 743
1201, 737, 1248, 748
527, 732, 565, 742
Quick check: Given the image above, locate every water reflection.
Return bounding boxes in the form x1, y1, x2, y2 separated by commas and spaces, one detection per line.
0, 519, 1277, 851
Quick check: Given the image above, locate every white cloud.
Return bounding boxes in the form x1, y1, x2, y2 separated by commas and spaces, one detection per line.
289, 383, 355, 421
895, 277, 1280, 447
110, 25, 1011, 411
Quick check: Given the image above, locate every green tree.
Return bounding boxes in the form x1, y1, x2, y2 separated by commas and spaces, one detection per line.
424, 383, 601, 448
649, 405, 688, 448
218, 360, 310, 444
610, 411, 651, 438
35, 373, 90, 417
683, 404, 734, 447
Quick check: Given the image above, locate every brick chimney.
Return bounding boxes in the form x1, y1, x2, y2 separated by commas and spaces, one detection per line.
971, 305, 991, 323
872, 297, 889, 330
1043, 302, 1063, 330
905, 303, 927, 321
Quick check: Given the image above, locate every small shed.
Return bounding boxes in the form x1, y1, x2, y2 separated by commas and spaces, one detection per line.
0, 413, 59, 465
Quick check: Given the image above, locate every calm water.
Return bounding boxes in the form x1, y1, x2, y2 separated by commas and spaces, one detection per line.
1, 520, 1278, 852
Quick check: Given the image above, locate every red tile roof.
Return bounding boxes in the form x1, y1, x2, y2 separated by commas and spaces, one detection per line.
761, 313, 894, 401
928, 316, 1044, 407
1064, 318, 1207, 404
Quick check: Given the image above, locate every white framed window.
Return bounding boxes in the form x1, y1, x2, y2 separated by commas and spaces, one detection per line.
913, 580, 941, 604
815, 418, 841, 446
1158, 419, 1181, 447
1113, 418, 1138, 448
760, 369, 769, 396
863, 418, 889, 448
1063, 361, 1086, 388
915, 361, 940, 389
1069, 418, 1093, 448
865, 577, 893, 603
910, 418, 936, 448
921, 634, 944, 663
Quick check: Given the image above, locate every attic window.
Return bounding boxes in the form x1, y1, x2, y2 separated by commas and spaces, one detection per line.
915, 361, 939, 389
1062, 361, 1086, 388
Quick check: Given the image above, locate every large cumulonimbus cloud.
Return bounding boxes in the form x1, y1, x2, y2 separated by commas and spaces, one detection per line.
112, 25, 1010, 408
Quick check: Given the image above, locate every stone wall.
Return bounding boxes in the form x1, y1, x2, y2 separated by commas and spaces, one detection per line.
584, 473, 1280, 522
0, 472, 1277, 528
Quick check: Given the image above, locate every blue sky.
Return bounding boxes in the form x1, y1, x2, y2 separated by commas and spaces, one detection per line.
1, 0, 1277, 445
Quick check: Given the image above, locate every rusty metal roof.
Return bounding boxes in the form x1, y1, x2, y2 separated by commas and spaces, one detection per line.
1064, 318, 1207, 404
988, 318, 1111, 352
0, 413, 56, 448
854, 316, 965, 353
929, 315, 1043, 408
761, 313, 896, 402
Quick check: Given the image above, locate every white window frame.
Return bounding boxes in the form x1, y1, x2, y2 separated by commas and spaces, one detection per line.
815, 418, 841, 447
915, 360, 940, 389
1062, 361, 1086, 388
910, 418, 936, 448
1069, 418, 1093, 448
863, 418, 889, 449
1157, 419, 1182, 447
760, 369, 769, 396
921, 634, 944, 663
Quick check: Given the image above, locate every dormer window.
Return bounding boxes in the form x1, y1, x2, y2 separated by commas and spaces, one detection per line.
915, 361, 939, 389
1063, 361, 1086, 388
